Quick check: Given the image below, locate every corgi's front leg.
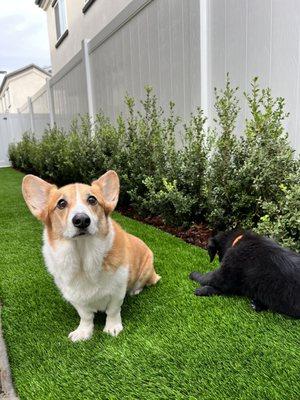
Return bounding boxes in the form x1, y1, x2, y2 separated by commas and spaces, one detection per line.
104, 294, 125, 337
68, 305, 94, 342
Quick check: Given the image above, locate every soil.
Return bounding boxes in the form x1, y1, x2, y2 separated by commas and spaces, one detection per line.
117, 206, 213, 249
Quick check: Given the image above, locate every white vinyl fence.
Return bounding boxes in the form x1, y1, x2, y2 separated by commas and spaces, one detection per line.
0, 114, 29, 167
47, 0, 201, 129
208, 0, 300, 151
1, 0, 300, 168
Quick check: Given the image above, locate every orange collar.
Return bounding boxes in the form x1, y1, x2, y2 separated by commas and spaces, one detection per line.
232, 235, 243, 247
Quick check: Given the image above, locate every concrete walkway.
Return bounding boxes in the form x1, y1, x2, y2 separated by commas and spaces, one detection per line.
0, 307, 18, 400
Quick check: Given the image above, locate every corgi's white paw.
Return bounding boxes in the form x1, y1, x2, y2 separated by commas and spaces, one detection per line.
68, 326, 93, 342
103, 320, 123, 337
130, 287, 143, 296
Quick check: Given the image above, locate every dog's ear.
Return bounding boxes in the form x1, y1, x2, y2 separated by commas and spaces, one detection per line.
22, 175, 55, 221
92, 170, 120, 214
207, 237, 218, 262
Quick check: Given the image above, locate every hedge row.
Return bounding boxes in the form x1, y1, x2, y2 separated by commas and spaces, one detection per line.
9, 79, 300, 251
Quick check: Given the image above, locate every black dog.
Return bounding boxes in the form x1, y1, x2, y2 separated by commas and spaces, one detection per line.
190, 230, 300, 317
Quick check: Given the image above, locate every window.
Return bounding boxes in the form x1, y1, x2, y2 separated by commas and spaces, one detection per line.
53, 0, 67, 41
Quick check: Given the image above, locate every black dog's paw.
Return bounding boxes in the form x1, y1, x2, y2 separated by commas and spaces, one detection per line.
195, 287, 205, 296
251, 299, 268, 312
189, 271, 202, 282
194, 286, 220, 296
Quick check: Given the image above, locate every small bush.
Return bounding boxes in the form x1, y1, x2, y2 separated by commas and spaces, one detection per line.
117, 87, 181, 213
236, 78, 296, 226
34, 126, 69, 183
256, 169, 300, 252
205, 76, 298, 231
142, 107, 209, 226
205, 76, 243, 229
9, 132, 39, 174
35, 117, 99, 185
142, 177, 196, 226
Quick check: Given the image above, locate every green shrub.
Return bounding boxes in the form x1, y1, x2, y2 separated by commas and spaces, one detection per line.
205, 76, 243, 229
93, 114, 124, 174
113, 87, 209, 226
34, 126, 68, 183
142, 177, 196, 226
8, 132, 39, 174
8, 142, 18, 169
205, 76, 298, 230
177, 108, 209, 221
36, 117, 99, 185
117, 87, 182, 214
236, 78, 297, 226
8, 81, 300, 249
256, 171, 300, 251
92, 113, 129, 204
142, 107, 209, 226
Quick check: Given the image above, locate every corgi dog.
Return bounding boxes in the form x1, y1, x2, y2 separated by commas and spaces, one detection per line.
22, 171, 160, 341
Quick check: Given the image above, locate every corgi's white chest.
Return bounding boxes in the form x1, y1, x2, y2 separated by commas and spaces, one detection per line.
42, 229, 128, 312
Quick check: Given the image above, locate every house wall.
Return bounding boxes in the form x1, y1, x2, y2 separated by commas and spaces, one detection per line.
46, 0, 132, 73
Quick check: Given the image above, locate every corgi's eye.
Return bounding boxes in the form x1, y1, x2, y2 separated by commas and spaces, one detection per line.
57, 199, 67, 209
87, 195, 97, 206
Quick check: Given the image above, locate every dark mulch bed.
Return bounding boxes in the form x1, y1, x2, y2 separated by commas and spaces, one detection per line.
117, 206, 213, 249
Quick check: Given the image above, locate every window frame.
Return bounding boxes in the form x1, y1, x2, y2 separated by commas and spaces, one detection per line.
52, 0, 68, 47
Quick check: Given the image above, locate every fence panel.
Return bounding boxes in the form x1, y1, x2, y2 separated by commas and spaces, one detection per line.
18, 113, 31, 134
208, 0, 300, 151
31, 85, 50, 137
51, 57, 88, 131
0, 114, 28, 167
89, 0, 201, 122
0, 115, 11, 167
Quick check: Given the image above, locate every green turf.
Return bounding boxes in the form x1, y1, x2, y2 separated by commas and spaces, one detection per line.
1, 167, 300, 400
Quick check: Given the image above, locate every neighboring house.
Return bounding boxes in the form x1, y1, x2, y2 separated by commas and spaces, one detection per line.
0, 64, 51, 114
35, 0, 132, 73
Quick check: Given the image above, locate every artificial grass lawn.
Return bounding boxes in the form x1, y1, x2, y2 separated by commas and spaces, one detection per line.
1, 168, 300, 400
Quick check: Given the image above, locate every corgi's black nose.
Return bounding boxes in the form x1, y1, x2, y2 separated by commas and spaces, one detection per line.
72, 213, 91, 229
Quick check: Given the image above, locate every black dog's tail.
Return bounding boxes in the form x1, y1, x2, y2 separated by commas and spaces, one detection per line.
189, 271, 203, 282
